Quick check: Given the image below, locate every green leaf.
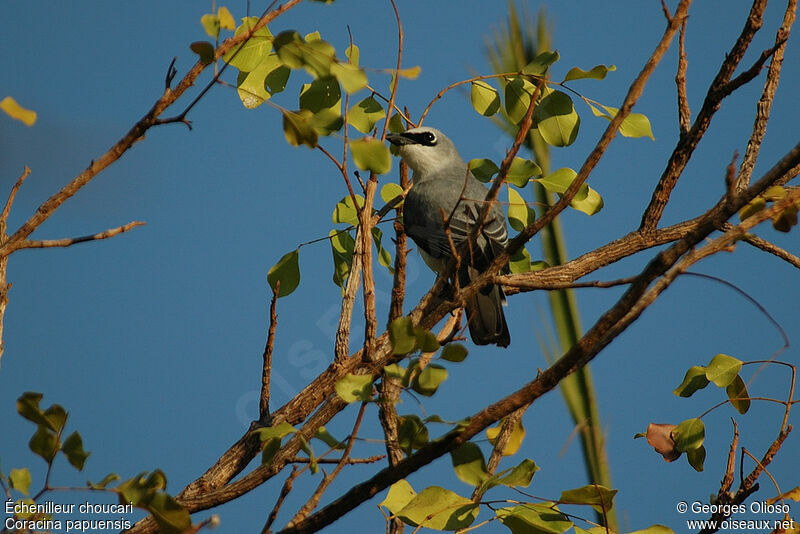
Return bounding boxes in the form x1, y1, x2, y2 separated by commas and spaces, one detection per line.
673, 366, 710, 397
267, 249, 300, 297
266, 64, 291, 94
687, 445, 705, 472
468, 158, 499, 183
705, 354, 743, 387
509, 247, 532, 273
351, 137, 391, 175
534, 168, 602, 216
147, 492, 192, 534
475, 458, 538, 499
236, 54, 282, 108
29, 425, 59, 463
559, 484, 617, 513
507, 158, 542, 187
314, 426, 346, 450
773, 203, 799, 232
330, 229, 355, 289
414, 328, 439, 353
88, 473, 120, 490
332, 194, 364, 226
450, 443, 489, 486
200, 14, 220, 39
0, 97, 37, 126
508, 187, 535, 232
496, 503, 572, 534
380, 479, 416, 515
257, 422, 297, 465
62, 432, 90, 471
348, 96, 385, 134
522, 50, 560, 75
380, 182, 404, 206
299, 76, 341, 113
739, 196, 766, 221
534, 89, 579, 147
591, 103, 655, 140
334, 373, 374, 403
396, 486, 479, 530
411, 364, 448, 397
562, 64, 616, 82
397, 415, 428, 454
505, 77, 536, 124
223, 17, 272, 72
309, 107, 343, 136
217, 7, 235, 30
383, 363, 406, 380
274, 30, 305, 69
726, 375, 751, 414
388, 113, 405, 133
372, 227, 394, 273
190, 41, 215, 65
17, 392, 50, 428
43, 404, 68, 433
470, 81, 501, 116
389, 317, 417, 354
302, 38, 336, 77
331, 62, 367, 93
496, 458, 538, 487
672, 418, 705, 452
282, 109, 318, 148
441, 343, 468, 362
9, 468, 31, 496
345, 43, 360, 66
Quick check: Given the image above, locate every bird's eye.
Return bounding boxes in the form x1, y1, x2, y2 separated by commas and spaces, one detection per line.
422, 132, 437, 145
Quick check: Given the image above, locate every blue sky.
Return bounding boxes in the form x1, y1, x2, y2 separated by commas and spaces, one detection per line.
1, 1, 798, 532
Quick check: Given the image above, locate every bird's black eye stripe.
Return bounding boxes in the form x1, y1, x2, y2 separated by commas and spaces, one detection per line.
403, 131, 438, 146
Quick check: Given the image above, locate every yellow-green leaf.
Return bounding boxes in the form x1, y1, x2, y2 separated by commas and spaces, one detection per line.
0, 97, 37, 126
351, 137, 391, 175
470, 81, 500, 116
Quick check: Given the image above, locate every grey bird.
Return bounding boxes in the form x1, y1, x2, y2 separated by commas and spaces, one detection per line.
387, 127, 510, 347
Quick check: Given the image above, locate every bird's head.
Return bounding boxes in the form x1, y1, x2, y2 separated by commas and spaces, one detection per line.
386, 127, 463, 177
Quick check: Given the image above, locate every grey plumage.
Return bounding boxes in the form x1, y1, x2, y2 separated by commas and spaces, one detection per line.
387, 127, 510, 347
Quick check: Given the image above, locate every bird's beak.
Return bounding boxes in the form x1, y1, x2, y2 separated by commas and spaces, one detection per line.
386, 133, 414, 146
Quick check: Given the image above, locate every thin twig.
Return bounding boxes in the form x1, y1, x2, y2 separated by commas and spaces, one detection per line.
284, 402, 368, 528
260, 284, 280, 423
14, 221, 145, 250
262, 466, 300, 534
721, 419, 739, 493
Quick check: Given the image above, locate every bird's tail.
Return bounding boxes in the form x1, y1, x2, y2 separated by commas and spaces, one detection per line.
461, 266, 510, 347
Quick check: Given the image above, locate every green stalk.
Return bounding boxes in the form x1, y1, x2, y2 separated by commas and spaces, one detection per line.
487, 3, 616, 529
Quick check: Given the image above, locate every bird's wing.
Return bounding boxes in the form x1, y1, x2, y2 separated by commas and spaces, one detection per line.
405, 185, 508, 270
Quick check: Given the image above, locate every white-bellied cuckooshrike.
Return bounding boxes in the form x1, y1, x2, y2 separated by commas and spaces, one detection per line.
387, 127, 510, 347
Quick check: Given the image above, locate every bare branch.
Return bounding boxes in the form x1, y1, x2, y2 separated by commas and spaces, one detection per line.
262, 466, 300, 534
736, 0, 797, 191
14, 221, 145, 250
284, 402, 367, 529
640, 0, 768, 233
676, 17, 691, 135
260, 284, 280, 423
